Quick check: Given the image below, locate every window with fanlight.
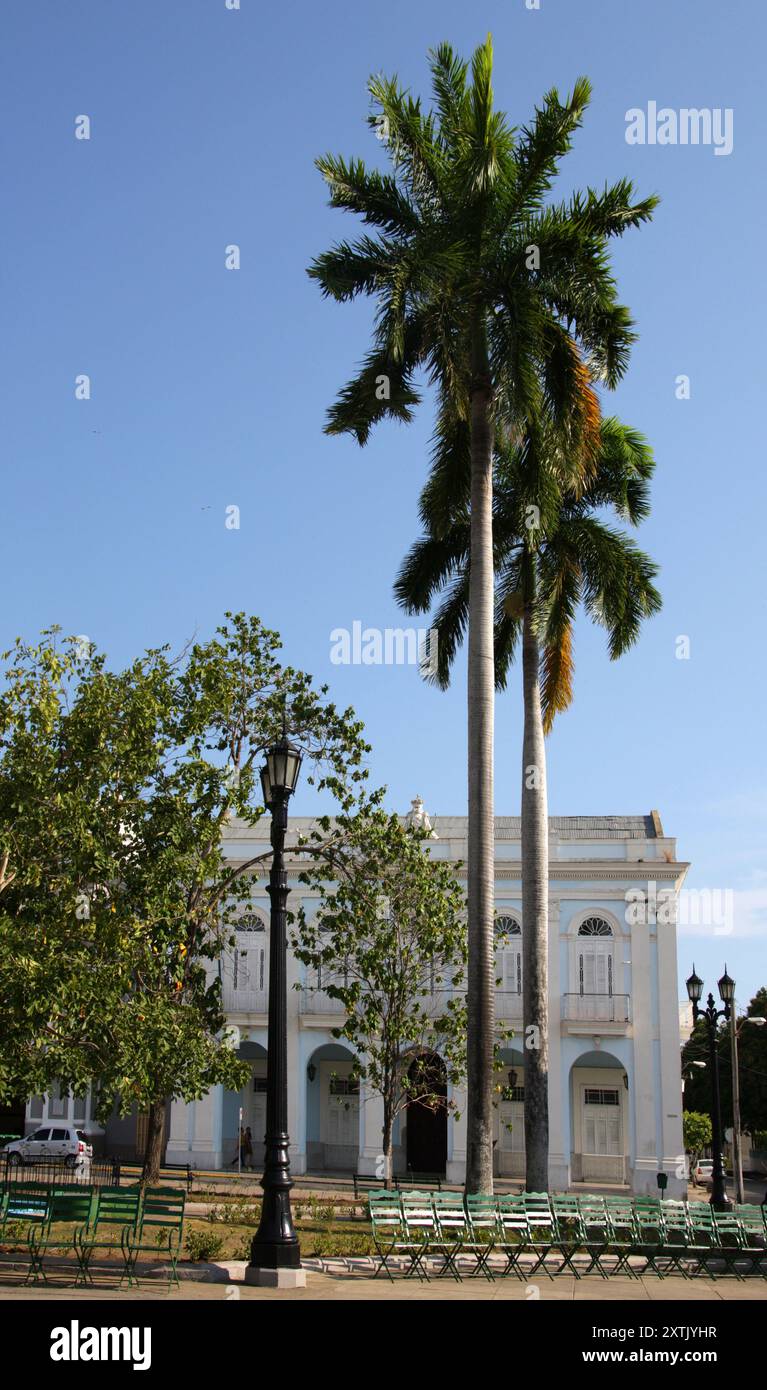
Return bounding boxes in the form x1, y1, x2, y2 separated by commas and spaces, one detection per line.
495, 914, 522, 995
232, 910, 267, 994
577, 916, 614, 996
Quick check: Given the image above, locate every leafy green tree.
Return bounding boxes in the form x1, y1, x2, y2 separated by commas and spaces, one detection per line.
396, 417, 660, 1188
0, 616, 369, 1181
683, 990, 767, 1139
308, 36, 655, 1190
292, 810, 467, 1184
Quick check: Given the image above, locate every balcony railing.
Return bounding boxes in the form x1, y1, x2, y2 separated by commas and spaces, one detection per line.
222, 985, 268, 1014
562, 993, 630, 1023
496, 990, 524, 1020
300, 988, 347, 1015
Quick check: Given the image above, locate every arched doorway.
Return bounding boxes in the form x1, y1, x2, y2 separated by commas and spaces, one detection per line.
406, 1053, 447, 1175
494, 1047, 525, 1178
223, 1041, 267, 1170
306, 1043, 359, 1173
569, 1049, 629, 1185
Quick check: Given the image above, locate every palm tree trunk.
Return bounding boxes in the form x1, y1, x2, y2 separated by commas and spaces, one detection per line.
141, 1098, 167, 1186
465, 323, 495, 1195
521, 581, 550, 1192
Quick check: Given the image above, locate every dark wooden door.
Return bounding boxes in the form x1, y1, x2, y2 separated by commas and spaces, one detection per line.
406, 1055, 447, 1174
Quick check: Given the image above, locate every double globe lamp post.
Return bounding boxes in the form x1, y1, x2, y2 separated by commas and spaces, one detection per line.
685, 965, 734, 1211
246, 731, 305, 1287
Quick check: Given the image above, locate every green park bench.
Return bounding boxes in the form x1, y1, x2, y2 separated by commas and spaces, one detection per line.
75, 1186, 142, 1285
123, 1187, 186, 1288
0, 1182, 54, 1283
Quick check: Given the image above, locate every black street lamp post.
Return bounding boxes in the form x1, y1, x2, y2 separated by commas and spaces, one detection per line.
685, 964, 735, 1212
248, 732, 303, 1277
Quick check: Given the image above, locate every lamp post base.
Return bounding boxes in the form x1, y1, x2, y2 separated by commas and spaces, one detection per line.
244, 1265, 306, 1289
710, 1192, 732, 1212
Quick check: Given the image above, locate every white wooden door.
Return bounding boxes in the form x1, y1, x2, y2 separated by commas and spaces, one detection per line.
578, 946, 613, 1017
498, 1100, 525, 1154
583, 1088, 621, 1156
500, 944, 522, 995
327, 1079, 359, 1147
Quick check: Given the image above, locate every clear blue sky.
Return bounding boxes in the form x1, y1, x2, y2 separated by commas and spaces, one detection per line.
1, 0, 764, 1004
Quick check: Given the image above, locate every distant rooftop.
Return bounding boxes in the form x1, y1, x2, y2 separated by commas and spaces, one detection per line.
491, 814, 663, 841
225, 811, 665, 841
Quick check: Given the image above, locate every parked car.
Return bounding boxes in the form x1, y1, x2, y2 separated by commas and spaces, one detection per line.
2, 1125, 93, 1168
694, 1158, 714, 1187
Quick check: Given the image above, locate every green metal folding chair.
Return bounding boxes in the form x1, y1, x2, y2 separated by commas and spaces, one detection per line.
576, 1196, 611, 1278
633, 1196, 666, 1277
657, 1202, 691, 1278
551, 1194, 585, 1278
431, 1191, 467, 1280
734, 1205, 767, 1278
369, 1191, 408, 1281
400, 1191, 436, 1282
464, 1194, 498, 1280
496, 1194, 528, 1279
604, 1196, 640, 1278
521, 1192, 557, 1280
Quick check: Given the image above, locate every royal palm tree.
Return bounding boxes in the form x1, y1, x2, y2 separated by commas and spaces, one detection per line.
308, 36, 657, 1192
395, 417, 662, 1189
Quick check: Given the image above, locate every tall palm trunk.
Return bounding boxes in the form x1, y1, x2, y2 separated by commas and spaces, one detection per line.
521, 572, 549, 1192
465, 324, 495, 1195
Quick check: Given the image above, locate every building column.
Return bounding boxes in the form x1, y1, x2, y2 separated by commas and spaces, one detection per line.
657, 908, 686, 1198
547, 898, 569, 1190
165, 1096, 193, 1165
446, 1083, 467, 1185
286, 931, 306, 1174
630, 904, 658, 1194
287, 1022, 305, 1175
185, 1085, 224, 1170
357, 1079, 385, 1178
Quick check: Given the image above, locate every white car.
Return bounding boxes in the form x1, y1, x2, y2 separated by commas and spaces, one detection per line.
694, 1158, 714, 1186
3, 1125, 93, 1168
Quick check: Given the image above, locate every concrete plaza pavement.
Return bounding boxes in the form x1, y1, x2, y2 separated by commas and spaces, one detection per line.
1, 1270, 766, 1301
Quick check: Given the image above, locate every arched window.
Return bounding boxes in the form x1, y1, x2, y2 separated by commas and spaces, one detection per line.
578, 917, 613, 938
495, 915, 522, 995
232, 912, 267, 994
236, 912, 266, 933
495, 915, 522, 940
577, 916, 613, 995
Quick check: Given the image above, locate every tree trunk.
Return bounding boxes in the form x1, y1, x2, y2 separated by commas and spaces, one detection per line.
465, 323, 496, 1195
521, 585, 550, 1192
382, 1103, 394, 1189
141, 1098, 167, 1186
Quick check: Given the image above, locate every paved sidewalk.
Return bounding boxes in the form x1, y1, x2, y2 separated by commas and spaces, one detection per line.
1, 1270, 766, 1300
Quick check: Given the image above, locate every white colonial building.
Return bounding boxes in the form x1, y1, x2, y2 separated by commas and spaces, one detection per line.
153, 806, 688, 1198
21, 807, 688, 1196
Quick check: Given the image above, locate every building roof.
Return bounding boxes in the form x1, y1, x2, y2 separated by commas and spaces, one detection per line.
225, 811, 665, 841
492, 814, 662, 841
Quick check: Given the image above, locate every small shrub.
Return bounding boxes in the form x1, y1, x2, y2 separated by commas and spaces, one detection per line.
185, 1229, 224, 1262
0, 1221, 25, 1249
208, 1200, 260, 1226
232, 1232, 253, 1261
